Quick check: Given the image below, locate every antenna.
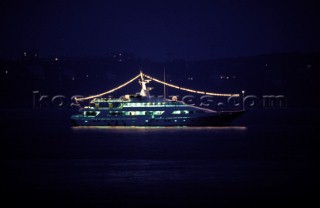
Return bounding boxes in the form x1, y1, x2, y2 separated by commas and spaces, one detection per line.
140, 70, 144, 81
163, 66, 166, 99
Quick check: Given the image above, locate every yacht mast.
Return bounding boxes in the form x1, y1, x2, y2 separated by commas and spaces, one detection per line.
139, 71, 150, 98
163, 66, 166, 99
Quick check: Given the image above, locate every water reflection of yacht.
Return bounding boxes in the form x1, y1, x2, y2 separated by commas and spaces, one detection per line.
71, 72, 244, 126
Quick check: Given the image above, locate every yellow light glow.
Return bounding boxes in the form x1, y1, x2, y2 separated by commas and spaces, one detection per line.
143, 73, 238, 97
76, 72, 239, 102
75, 74, 141, 101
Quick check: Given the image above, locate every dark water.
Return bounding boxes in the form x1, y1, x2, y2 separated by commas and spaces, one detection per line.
0, 108, 319, 207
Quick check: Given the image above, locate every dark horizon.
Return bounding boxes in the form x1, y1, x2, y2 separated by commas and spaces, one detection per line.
1, 0, 320, 61
1, 1, 320, 207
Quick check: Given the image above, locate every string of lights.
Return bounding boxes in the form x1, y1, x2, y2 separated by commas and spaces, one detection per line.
142, 73, 239, 97
76, 71, 239, 101
75, 74, 141, 101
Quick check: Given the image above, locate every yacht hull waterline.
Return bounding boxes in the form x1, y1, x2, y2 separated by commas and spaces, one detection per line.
71, 72, 245, 126
71, 110, 245, 126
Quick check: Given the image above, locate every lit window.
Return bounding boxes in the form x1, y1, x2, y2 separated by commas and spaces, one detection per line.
154, 111, 164, 115
84, 111, 100, 117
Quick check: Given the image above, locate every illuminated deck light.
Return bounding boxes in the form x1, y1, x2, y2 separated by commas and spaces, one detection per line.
76, 72, 239, 102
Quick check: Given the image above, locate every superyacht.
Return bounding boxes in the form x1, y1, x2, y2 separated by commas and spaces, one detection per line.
71, 72, 244, 126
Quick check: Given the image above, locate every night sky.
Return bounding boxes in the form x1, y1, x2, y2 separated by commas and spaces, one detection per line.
1, 0, 319, 61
